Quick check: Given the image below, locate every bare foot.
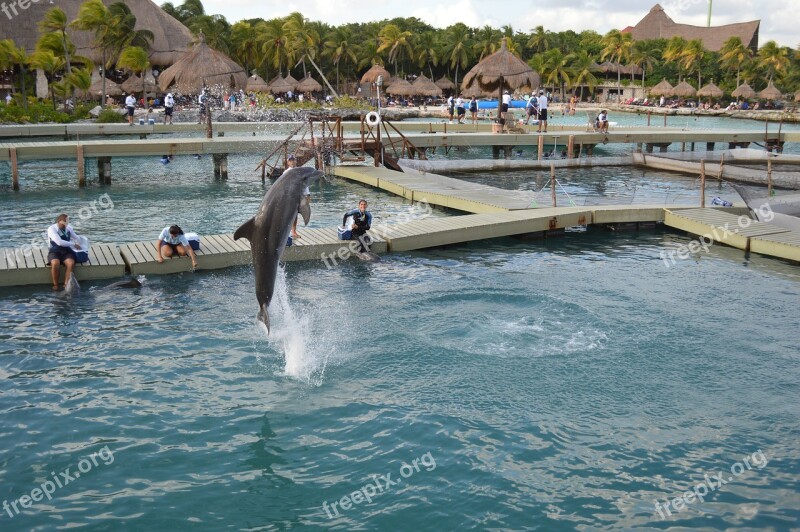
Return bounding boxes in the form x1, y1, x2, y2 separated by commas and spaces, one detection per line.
52, 285, 59, 291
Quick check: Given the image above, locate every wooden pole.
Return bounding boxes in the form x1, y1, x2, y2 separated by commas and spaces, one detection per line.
537, 134, 544, 160
10, 147, 19, 191
663, 114, 667, 127
567, 135, 575, 159
717, 153, 724, 181
647, 110, 651, 126
767, 158, 773, 197
77, 145, 85, 187
700, 159, 705, 208
550, 162, 557, 207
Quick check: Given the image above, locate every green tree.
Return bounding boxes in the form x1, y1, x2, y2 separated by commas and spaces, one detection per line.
473, 26, 501, 61
30, 49, 65, 108
230, 21, 261, 76
38, 7, 73, 80
568, 50, 599, 100
442, 24, 471, 90
600, 29, 632, 101
720, 36, 752, 87
0, 40, 30, 109
681, 39, 706, 87
258, 18, 291, 75
527, 25, 551, 54
377, 23, 413, 77
630, 40, 660, 91
543, 48, 571, 99
663, 36, 687, 81
324, 27, 358, 93
285, 12, 320, 79
71, 0, 120, 108
117, 46, 151, 96
758, 40, 789, 83
413, 31, 440, 80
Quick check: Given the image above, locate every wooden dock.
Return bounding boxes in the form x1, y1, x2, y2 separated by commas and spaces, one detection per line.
0, 243, 126, 286
664, 208, 800, 262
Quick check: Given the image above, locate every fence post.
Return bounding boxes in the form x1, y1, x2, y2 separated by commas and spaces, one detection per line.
550, 162, 557, 207
700, 160, 705, 208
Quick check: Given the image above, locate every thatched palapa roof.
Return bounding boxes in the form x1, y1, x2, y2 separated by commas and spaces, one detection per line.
246, 74, 270, 93
649, 79, 674, 97
462, 38, 540, 94
435, 76, 455, 90
386, 79, 414, 96
296, 75, 323, 93
120, 73, 158, 94
269, 75, 298, 94
360, 64, 392, 85
411, 74, 442, 97
697, 82, 724, 98
627, 4, 760, 52
77, 69, 122, 98
461, 84, 490, 98
731, 82, 756, 99
158, 34, 247, 94
758, 81, 782, 101
671, 80, 696, 97
6, 0, 193, 66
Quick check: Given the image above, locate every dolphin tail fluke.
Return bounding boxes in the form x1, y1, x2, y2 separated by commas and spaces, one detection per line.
234, 217, 256, 241
298, 196, 311, 225
258, 304, 270, 333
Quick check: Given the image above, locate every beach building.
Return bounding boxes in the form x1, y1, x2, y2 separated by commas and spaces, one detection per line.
623, 4, 760, 52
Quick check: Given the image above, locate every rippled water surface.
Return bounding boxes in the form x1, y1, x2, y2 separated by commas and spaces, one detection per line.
1, 114, 799, 530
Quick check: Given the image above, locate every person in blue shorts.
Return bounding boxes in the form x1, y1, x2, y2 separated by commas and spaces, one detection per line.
156, 224, 198, 268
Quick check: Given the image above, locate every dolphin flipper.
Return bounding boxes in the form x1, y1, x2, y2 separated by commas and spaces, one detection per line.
258, 303, 270, 332
234, 217, 256, 241
298, 196, 311, 225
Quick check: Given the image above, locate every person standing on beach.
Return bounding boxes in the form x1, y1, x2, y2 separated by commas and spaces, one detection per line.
536, 90, 548, 133
125, 93, 136, 125
469, 96, 478, 124
46, 214, 81, 291
164, 93, 175, 125
455, 95, 465, 124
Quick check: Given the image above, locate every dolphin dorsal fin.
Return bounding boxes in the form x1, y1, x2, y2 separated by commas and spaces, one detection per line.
234, 217, 256, 241
298, 196, 311, 225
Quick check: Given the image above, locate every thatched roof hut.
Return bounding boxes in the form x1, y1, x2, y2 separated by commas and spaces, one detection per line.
296, 75, 322, 93
697, 82, 724, 99
758, 81, 782, 101
386, 79, 414, 96
360, 64, 392, 85
6, 0, 192, 66
158, 34, 247, 94
731, 82, 756, 99
435, 76, 455, 90
649, 79, 674, 96
411, 74, 442, 97
461, 84, 490, 98
269, 76, 297, 94
77, 70, 122, 98
120, 73, 158, 94
246, 74, 270, 93
671, 80, 696, 97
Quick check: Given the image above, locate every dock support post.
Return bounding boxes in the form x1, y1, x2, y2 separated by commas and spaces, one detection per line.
503, 146, 512, 159
213, 153, 228, 179
659, 143, 669, 153
663, 114, 667, 127
261, 162, 266, 183
706, 142, 714, 152
700, 160, 705, 208
691, 142, 695, 151
97, 156, 112, 185
492, 146, 500, 159
681, 142, 685, 152
567, 135, 575, 159
218, 131, 224, 137
768, 159, 773, 197
550, 163, 557, 208
647, 110, 651, 126
77, 145, 85, 187
645, 143, 654, 153
537, 135, 544, 160
586, 144, 594, 158
10, 147, 19, 191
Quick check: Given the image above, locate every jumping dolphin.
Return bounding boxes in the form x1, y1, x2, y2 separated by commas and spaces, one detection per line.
234, 167, 323, 332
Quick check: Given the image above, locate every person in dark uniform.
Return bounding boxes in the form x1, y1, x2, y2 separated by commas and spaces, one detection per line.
342, 199, 372, 252
46, 213, 81, 291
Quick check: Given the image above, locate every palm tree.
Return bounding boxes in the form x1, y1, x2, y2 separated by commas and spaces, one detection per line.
681, 39, 706, 88
117, 46, 150, 97
413, 31, 440, 80
473, 26, 501, 61
258, 18, 291, 76
38, 7, 73, 79
543, 48, 571, 99
527, 25, 551, 54
719, 37, 751, 88
663, 36, 688, 82
230, 21, 261, 76
285, 12, 320, 79
631, 40, 660, 92
758, 41, 789, 83
569, 50, 599, 101
71, 0, 119, 108
442, 24, 471, 90
108, 2, 154, 52
377, 23, 413, 77
600, 29, 632, 101
0, 40, 30, 109
29, 49, 65, 108
323, 27, 358, 93
190, 15, 231, 54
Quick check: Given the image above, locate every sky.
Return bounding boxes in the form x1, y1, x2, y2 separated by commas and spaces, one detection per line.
195, 0, 799, 48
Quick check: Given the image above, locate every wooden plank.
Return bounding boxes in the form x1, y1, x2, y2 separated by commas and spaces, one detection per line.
30, 247, 46, 269
4, 248, 19, 269
0, 249, 7, 271
207, 234, 237, 253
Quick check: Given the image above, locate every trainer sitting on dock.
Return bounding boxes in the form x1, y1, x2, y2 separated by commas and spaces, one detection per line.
47, 214, 81, 291
343, 200, 372, 252
156, 225, 198, 269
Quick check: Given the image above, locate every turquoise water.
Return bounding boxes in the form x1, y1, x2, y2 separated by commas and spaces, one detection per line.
1, 115, 799, 530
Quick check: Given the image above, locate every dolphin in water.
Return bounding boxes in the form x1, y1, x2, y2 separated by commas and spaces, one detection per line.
234, 167, 322, 332
63, 272, 80, 295
105, 277, 143, 289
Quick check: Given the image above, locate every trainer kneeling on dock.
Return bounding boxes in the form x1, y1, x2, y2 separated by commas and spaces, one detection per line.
343, 200, 373, 252
47, 214, 81, 291
157, 225, 198, 269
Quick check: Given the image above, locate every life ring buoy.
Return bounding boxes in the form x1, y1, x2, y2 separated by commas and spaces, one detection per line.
365, 111, 381, 126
